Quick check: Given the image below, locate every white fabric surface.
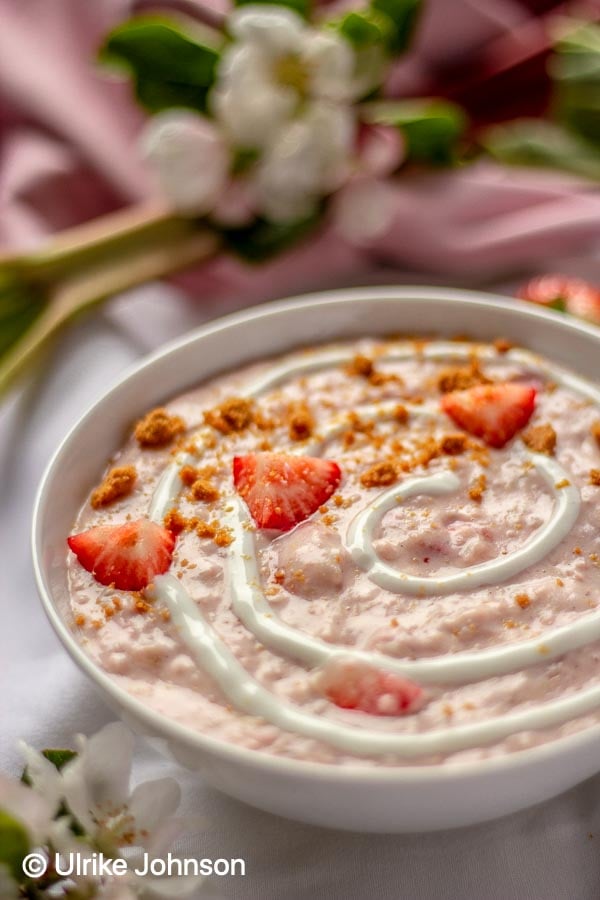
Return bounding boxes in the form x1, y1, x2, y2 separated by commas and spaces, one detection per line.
3, 277, 600, 900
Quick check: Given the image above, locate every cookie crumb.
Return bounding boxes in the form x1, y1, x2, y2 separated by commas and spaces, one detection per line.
287, 401, 314, 441
438, 359, 490, 393
164, 508, 187, 535
91, 465, 137, 509
468, 473, 487, 502
515, 593, 531, 609
590, 469, 600, 486
191, 478, 220, 502
440, 433, 467, 456
135, 408, 186, 447
360, 461, 397, 488
204, 397, 254, 434
555, 478, 570, 489
179, 465, 199, 486
522, 423, 556, 455
347, 354, 374, 378
591, 422, 600, 448
493, 337, 514, 354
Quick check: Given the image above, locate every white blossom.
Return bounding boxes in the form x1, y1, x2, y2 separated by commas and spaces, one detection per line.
257, 101, 355, 221
212, 4, 357, 151
0, 772, 55, 846
142, 111, 230, 215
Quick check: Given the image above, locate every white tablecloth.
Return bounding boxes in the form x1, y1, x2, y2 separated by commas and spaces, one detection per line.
3, 277, 600, 900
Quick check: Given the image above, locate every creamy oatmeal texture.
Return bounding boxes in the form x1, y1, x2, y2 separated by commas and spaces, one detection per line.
67, 339, 600, 766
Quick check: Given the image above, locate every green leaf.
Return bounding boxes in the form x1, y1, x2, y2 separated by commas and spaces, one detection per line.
481, 118, 600, 182
99, 17, 220, 114
0, 809, 30, 881
335, 10, 396, 50
369, 0, 422, 53
550, 21, 600, 147
363, 99, 467, 164
223, 212, 321, 262
233, 0, 310, 19
21, 749, 77, 787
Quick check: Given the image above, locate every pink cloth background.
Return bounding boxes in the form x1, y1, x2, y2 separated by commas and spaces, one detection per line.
0, 0, 599, 302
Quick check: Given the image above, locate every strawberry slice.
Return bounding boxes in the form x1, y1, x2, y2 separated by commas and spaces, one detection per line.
233, 452, 341, 531
518, 274, 600, 324
67, 519, 175, 591
316, 659, 423, 717
441, 382, 536, 449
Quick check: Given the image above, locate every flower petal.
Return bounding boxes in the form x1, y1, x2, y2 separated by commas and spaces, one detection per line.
18, 742, 63, 815
304, 32, 355, 102
142, 111, 230, 215
0, 773, 54, 844
229, 4, 304, 55
128, 778, 181, 840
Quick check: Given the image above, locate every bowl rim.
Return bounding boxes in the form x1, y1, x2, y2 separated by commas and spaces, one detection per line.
32, 284, 600, 785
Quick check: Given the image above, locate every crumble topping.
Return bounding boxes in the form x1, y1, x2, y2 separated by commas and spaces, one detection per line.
439, 433, 468, 456
437, 358, 490, 393
90, 465, 137, 509
287, 401, 314, 441
493, 338, 514, 354
135, 408, 186, 447
204, 397, 254, 433
522, 423, 557, 455
190, 478, 220, 502
468, 473, 487, 502
360, 461, 397, 488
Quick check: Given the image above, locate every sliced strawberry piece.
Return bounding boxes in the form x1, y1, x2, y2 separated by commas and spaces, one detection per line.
316, 659, 423, 717
441, 382, 536, 449
518, 274, 600, 324
233, 452, 341, 531
67, 519, 175, 591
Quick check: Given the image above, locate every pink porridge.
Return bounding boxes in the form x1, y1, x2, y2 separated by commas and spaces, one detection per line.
66, 337, 600, 766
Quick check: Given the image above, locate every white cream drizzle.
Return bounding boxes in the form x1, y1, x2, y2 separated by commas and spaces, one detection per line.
144, 340, 600, 757
346, 458, 580, 596
154, 572, 600, 758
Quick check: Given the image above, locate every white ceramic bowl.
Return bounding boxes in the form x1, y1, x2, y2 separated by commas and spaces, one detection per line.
33, 287, 600, 833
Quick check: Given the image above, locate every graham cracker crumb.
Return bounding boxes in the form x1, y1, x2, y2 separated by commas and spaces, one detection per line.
180, 465, 199, 486
360, 461, 397, 488
522, 423, 556, 455
494, 337, 514, 354
556, 578, 564, 586
591, 422, 600, 448
287, 401, 314, 441
393, 404, 409, 424
135, 408, 186, 447
437, 359, 490, 393
91, 465, 137, 509
204, 397, 254, 434
440, 433, 468, 456
191, 478, 220, 502
346, 354, 374, 378
75, 614, 86, 628
515, 593, 531, 609
214, 527, 234, 547
590, 469, 600, 486
468, 474, 487, 502
555, 478, 570, 489
164, 508, 187, 535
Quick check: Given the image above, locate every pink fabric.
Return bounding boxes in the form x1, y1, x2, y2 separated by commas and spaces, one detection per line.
0, 0, 598, 297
